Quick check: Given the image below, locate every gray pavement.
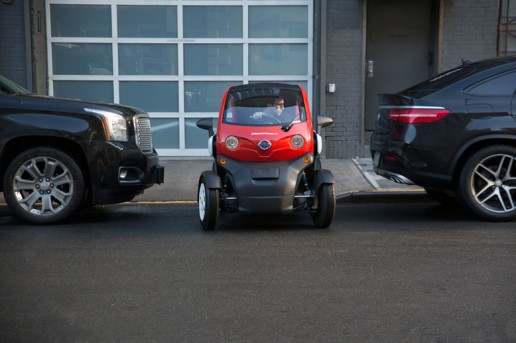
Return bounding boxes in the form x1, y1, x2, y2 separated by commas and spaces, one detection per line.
0, 157, 426, 205
132, 157, 425, 202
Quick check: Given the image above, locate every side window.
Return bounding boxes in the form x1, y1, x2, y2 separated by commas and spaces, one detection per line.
466, 71, 516, 96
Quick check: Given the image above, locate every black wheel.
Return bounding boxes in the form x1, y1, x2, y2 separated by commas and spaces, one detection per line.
457, 145, 516, 221
3, 147, 85, 224
198, 176, 219, 230
311, 183, 336, 228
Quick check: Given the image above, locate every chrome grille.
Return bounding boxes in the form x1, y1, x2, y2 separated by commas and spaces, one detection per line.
134, 115, 153, 153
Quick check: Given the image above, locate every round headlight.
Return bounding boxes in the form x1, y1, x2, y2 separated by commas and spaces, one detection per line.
291, 135, 305, 149
225, 136, 239, 150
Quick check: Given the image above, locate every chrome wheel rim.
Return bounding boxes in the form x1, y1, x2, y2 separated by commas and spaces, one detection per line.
471, 154, 516, 214
198, 183, 206, 220
13, 156, 74, 216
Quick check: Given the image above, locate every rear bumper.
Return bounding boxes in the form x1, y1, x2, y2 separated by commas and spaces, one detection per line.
371, 149, 452, 189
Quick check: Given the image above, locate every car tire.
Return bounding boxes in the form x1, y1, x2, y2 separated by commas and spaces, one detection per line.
311, 183, 336, 228
457, 145, 516, 221
198, 176, 219, 230
3, 147, 85, 224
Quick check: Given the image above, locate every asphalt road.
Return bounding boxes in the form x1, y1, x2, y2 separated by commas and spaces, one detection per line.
0, 202, 515, 342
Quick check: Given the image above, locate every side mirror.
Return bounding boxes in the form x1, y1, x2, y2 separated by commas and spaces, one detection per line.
197, 118, 216, 136
317, 115, 333, 132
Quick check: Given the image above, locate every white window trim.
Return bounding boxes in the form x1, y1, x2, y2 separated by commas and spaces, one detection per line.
46, 0, 313, 157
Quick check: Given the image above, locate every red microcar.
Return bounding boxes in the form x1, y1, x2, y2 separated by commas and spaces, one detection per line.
196, 83, 335, 230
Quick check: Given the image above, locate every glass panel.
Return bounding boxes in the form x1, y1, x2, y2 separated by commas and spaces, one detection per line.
118, 6, 177, 38
184, 6, 242, 38
119, 44, 178, 75
184, 45, 242, 75
249, 80, 308, 90
249, 6, 308, 38
185, 118, 210, 149
53, 81, 113, 103
52, 43, 112, 75
51, 5, 111, 37
151, 118, 179, 149
468, 72, 516, 96
249, 44, 307, 75
185, 81, 236, 112
120, 82, 178, 112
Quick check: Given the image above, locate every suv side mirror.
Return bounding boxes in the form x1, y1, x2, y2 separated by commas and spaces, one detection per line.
197, 118, 216, 136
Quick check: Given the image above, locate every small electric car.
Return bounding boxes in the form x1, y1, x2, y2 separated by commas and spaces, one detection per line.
196, 83, 335, 230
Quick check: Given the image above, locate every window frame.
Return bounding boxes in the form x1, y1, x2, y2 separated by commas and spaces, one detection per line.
46, 0, 313, 157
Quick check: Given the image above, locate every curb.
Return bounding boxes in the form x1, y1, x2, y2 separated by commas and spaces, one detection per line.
337, 190, 431, 203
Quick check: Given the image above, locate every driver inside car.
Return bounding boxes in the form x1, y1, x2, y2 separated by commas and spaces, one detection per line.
251, 97, 286, 121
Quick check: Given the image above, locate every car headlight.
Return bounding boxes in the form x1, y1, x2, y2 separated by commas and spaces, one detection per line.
291, 134, 305, 149
225, 136, 239, 150
85, 108, 128, 142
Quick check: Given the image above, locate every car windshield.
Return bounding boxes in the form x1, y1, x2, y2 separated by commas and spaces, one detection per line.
223, 85, 307, 127
0, 75, 30, 96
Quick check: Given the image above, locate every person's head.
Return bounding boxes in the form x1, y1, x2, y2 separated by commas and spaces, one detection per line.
270, 97, 285, 116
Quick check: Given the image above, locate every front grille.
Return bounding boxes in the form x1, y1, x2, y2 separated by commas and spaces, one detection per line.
134, 115, 153, 153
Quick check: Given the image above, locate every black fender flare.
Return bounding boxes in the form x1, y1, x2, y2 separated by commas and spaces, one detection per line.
312, 169, 335, 193
199, 170, 221, 189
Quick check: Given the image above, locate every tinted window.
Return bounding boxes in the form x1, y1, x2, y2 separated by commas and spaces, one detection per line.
466, 71, 516, 96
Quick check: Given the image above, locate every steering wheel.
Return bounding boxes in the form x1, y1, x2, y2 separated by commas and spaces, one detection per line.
255, 116, 282, 125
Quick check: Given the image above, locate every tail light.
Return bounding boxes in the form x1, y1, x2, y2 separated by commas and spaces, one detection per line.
388, 107, 449, 124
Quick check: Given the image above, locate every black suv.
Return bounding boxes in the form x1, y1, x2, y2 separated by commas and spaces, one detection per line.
371, 56, 516, 221
0, 76, 164, 224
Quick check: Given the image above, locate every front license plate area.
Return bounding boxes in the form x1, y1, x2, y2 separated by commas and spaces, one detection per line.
251, 167, 280, 179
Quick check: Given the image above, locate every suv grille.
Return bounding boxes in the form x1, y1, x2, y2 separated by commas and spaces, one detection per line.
134, 115, 153, 153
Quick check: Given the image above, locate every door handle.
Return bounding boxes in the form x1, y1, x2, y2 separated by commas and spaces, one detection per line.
367, 60, 374, 78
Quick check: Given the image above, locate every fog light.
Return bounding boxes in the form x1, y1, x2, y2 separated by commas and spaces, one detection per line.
120, 169, 128, 179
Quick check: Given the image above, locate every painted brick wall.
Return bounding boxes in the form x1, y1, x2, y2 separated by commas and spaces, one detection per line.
0, 1, 28, 88
324, 0, 369, 158
441, 0, 500, 70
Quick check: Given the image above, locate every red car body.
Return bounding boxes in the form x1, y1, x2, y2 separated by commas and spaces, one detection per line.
197, 83, 335, 230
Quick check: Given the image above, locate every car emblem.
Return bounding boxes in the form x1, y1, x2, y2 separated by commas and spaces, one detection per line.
258, 139, 272, 150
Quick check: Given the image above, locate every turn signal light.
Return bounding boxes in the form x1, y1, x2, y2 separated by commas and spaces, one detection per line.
388, 107, 449, 124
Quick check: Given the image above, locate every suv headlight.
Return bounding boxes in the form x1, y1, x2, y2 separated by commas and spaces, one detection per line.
85, 108, 128, 142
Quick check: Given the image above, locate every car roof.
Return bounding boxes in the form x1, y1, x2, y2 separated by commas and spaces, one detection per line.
401, 56, 516, 97
227, 83, 302, 101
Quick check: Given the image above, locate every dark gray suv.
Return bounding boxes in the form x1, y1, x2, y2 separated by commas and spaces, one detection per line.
0, 76, 164, 224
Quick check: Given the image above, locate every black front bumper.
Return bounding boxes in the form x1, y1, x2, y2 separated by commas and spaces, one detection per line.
90, 143, 165, 204
217, 154, 314, 214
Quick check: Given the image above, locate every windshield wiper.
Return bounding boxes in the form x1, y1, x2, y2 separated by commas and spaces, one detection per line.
281, 114, 297, 132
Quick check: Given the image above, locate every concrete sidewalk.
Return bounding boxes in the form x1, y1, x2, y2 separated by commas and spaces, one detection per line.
0, 158, 427, 204
132, 157, 425, 202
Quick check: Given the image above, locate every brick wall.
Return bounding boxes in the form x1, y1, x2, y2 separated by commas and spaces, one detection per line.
324, 0, 369, 158
323, 0, 501, 159
0, 1, 28, 88
440, 0, 500, 70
